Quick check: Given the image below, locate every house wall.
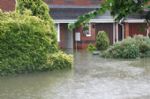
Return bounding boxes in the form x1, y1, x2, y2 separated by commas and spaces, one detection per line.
126, 23, 147, 37
125, 23, 147, 37
73, 23, 114, 49
95, 23, 114, 44
74, 24, 96, 49
129, 23, 147, 37
0, 0, 15, 11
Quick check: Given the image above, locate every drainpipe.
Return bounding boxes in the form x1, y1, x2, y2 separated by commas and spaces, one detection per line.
119, 18, 125, 40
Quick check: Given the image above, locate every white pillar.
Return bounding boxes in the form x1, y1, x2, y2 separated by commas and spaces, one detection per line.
113, 23, 116, 44
116, 23, 119, 42
147, 26, 150, 37
122, 24, 125, 40
56, 23, 60, 42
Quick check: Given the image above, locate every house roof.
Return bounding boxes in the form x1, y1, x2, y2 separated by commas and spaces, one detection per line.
50, 8, 97, 19
50, 6, 114, 20
49, 5, 147, 23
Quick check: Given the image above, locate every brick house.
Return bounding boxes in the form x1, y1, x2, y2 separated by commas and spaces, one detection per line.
0, 0, 149, 49
0, 0, 15, 11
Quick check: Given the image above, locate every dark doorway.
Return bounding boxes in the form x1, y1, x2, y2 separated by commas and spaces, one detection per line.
118, 24, 123, 41
95, 23, 113, 44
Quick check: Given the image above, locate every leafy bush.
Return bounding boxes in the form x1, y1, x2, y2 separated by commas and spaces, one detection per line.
102, 38, 139, 58
102, 35, 150, 59
46, 52, 73, 70
134, 35, 150, 54
0, 12, 72, 76
96, 31, 110, 51
87, 43, 96, 52
16, 0, 58, 51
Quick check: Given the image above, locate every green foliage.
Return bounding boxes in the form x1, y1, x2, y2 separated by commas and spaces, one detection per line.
0, 12, 72, 76
134, 35, 150, 55
102, 38, 139, 59
46, 52, 73, 70
96, 31, 110, 51
68, 2, 109, 30
87, 43, 96, 52
102, 35, 150, 59
111, 0, 144, 20
16, 0, 50, 21
16, 0, 57, 49
69, 0, 150, 30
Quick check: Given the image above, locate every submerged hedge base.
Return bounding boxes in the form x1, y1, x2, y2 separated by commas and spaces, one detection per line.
0, 12, 73, 76
0, 52, 73, 76
102, 35, 150, 59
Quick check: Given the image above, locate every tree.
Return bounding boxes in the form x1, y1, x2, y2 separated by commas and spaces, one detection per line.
69, 0, 150, 36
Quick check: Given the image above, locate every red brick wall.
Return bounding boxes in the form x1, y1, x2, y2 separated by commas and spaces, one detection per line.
45, 0, 104, 6
73, 24, 97, 49
129, 23, 147, 37
0, 0, 15, 11
124, 23, 129, 38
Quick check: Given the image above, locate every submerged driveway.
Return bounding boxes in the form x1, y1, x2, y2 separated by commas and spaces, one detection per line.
0, 51, 150, 99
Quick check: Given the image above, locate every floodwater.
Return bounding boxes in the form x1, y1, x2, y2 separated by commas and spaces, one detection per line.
0, 51, 150, 99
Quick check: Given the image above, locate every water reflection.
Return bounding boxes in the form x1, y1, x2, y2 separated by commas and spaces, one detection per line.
0, 51, 150, 99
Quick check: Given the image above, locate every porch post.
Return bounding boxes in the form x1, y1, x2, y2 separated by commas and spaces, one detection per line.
147, 25, 150, 37
122, 23, 125, 40
57, 23, 60, 42
115, 23, 119, 42
113, 23, 116, 44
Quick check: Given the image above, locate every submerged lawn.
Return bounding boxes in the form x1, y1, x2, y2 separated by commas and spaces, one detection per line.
0, 50, 150, 99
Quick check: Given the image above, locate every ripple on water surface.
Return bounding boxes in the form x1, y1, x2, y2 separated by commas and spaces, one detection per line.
0, 51, 150, 99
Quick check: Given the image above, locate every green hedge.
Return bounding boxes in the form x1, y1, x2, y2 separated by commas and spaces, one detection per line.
0, 12, 72, 76
102, 35, 150, 59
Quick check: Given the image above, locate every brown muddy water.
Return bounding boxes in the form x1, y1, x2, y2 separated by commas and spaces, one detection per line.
0, 50, 150, 99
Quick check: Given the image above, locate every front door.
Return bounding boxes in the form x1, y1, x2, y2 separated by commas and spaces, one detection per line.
95, 23, 113, 44
65, 30, 73, 49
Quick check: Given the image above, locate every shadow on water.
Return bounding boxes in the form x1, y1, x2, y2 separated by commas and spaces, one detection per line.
0, 50, 150, 99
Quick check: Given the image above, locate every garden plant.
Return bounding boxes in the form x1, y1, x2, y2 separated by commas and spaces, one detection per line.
0, 0, 72, 76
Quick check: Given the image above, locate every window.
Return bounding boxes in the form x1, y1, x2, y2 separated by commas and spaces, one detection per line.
83, 23, 91, 37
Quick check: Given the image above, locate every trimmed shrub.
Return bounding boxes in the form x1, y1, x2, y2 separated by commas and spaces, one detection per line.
96, 31, 110, 51
102, 39, 139, 59
0, 12, 72, 76
102, 35, 150, 59
87, 43, 96, 52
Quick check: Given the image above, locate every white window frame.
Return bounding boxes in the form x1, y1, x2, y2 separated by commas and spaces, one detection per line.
86, 23, 92, 37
